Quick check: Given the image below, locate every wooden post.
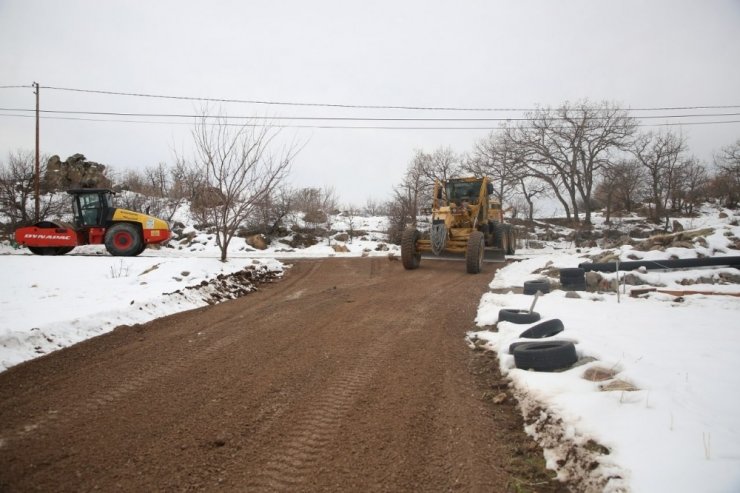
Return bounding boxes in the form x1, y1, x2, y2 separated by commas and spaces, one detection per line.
34, 82, 40, 222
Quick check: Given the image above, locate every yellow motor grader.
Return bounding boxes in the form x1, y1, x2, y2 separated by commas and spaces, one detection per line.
401, 176, 515, 274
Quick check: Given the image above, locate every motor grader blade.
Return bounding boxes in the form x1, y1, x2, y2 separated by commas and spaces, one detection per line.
420, 247, 506, 263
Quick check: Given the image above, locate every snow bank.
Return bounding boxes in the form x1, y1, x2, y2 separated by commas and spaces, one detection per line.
0, 255, 282, 371
472, 245, 740, 491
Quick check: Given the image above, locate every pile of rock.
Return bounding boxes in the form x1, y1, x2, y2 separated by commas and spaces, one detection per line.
632, 228, 712, 252
43, 154, 112, 191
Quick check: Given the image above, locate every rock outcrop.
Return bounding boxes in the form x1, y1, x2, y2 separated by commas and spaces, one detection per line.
44, 154, 112, 191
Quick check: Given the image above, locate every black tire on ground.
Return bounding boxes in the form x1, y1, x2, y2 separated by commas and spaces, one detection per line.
559, 268, 586, 279
466, 231, 485, 274
509, 341, 537, 354
560, 267, 587, 291
401, 228, 421, 270
493, 222, 505, 249
561, 279, 587, 290
523, 279, 550, 295
498, 308, 541, 324
56, 247, 75, 255
519, 318, 564, 339
105, 223, 144, 257
505, 226, 516, 255
513, 340, 578, 371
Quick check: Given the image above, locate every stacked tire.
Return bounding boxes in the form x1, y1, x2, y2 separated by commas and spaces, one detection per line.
559, 268, 586, 291
504, 317, 578, 372
523, 279, 550, 295
512, 341, 578, 372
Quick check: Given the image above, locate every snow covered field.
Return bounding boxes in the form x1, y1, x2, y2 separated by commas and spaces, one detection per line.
471, 210, 740, 492
1, 206, 739, 491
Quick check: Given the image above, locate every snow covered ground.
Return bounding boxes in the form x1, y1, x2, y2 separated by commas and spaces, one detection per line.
0, 213, 398, 372
1, 205, 739, 492
471, 208, 740, 492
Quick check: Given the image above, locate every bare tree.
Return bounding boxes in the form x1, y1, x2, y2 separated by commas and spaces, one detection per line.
402, 150, 433, 227
0, 150, 65, 231
713, 139, 740, 207
143, 162, 193, 222
420, 146, 461, 184
293, 186, 336, 237
632, 130, 686, 223
320, 186, 339, 244
515, 175, 548, 221
251, 185, 293, 235
387, 187, 414, 245
364, 197, 383, 216
597, 159, 646, 223
343, 204, 359, 242
508, 100, 636, 224
670, 157, 708, 215
386, 152, 434, 243
192, 113, 296, 261
464, 129, 520, 204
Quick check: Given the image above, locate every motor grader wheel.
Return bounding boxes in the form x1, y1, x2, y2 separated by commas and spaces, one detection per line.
401, 228, 421, 270
499, 225, 509, 254
493, 222, 505, 249
466, 231, 485, 274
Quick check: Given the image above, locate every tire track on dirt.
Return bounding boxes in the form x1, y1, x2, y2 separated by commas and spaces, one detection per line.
0, 263, 324, 448
1, 258, 566, 492
246, 328, 401, 492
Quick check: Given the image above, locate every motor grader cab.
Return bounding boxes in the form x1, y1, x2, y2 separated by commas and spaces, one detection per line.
14, 189, 171, 256
401, 176, 516, 274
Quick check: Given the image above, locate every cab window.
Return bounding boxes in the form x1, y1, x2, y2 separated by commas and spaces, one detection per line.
78, 193, 104, 226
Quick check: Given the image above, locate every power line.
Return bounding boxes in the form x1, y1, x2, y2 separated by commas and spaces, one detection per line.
3, 107, 740, 122
36, 85, 740, 113
0, 85, 33, 89
2, 112, 739, 130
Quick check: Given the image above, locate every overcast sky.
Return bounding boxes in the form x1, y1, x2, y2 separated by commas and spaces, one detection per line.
1, 0, 739, 205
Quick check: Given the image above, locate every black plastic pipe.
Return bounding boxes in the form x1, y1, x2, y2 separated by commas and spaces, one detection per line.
578, 256, 740, 273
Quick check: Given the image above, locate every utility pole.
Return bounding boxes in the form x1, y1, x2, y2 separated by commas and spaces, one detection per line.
33, 82, 40, 222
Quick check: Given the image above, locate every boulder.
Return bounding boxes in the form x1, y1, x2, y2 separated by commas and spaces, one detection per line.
246, 234, 268, 250
527, 240, 545, 249
43, 153, 112, 191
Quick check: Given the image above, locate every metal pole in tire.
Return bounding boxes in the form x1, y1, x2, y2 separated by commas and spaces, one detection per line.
529, 291, 540, 314
616, 259, 621, 303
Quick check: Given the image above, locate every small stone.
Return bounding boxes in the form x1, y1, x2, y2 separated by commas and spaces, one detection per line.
492, 392, 508, 404
565, 291, 581, 299
583, 366, 618, 382
600, 379, 639, 392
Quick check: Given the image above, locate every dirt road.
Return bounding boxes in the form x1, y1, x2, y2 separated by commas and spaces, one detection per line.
0, 258, 564, 492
